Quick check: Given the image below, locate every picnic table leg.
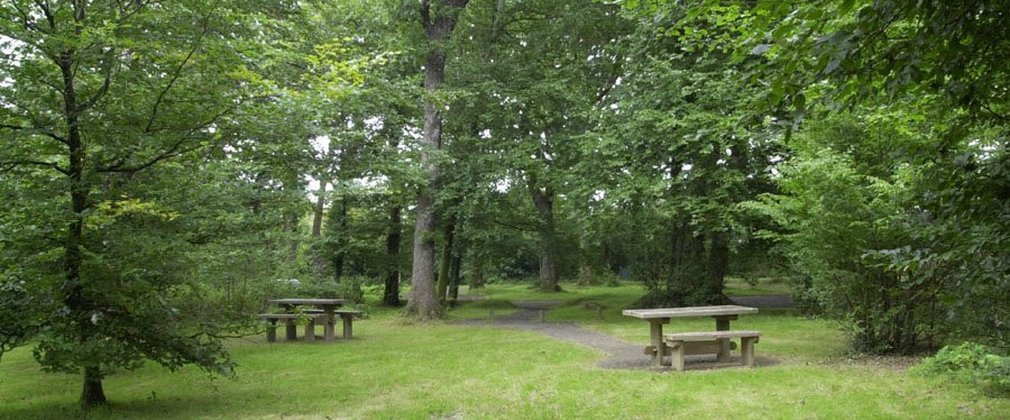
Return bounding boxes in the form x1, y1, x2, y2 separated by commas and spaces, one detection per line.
266, 319, 278, 342
341, 313, 353, 339
741, 337, 757, 367
324, 307, 336, 341
284, 318, 297, 341
304, 318, 315, 342
715, 316, 732, 362
648, 318, 669, 366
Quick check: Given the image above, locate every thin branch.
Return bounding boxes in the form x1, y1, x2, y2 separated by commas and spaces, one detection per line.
96, 103, 237, 174
981, 101, 1010, 123
7, 1, 42, 33
421, 0, 432, 32
118, 0, 149, 23
34, 0, 56, 31
0, 123, 68, 145
76, 50, 116, 113
491, 217, 538, 233
1, 160, 69, 175
95, 138, 188, 174
144, 15, 210, 133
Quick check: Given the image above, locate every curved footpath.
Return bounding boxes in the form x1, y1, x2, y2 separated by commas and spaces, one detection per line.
459, 295, 792, 370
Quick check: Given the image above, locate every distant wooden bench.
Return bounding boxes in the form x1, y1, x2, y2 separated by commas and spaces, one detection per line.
664, 330, 761, 371
302, 309, 364, 339
258, 313, 327, 342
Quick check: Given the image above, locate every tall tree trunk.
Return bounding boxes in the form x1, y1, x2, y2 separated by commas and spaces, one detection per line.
529, 180, 560, 292
331, 196, 348, 283
705, 233, 730, 303
436, 218, 455, 304
383, 205, 402, 306
539, 237, 560, 291
81, 367, 106, 407
406, 0, 470, 319
59, 51, 106, 407
311, 185, 328, 275
449, 253, 462, 300
311, 186, 325, 236
284, 210, 300, 264
577, 223, 593, 286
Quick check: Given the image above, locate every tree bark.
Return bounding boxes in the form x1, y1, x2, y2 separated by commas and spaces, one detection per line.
436, 218, 456, 304
406, 0, 470, 320
311, 186, 325, 237
284, 210, 300, 264
310, 184, 328, 275
81, 366, 107, 407
449, 253, 461, 300
705, 233, 730, 303
577, 225, 593, 286
383, 205, 403, 306
58, 48, 107, 407
529, 180, 560, 292
330, 196, 348, 283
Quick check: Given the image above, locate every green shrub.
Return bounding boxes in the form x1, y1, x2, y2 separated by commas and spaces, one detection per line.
914, 342, 1010, 395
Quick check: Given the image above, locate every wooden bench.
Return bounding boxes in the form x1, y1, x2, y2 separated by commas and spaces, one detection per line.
302, 309, 364, 339
663, 330, 761, 371
644, 340, 737, 357
258, 313, 327, 342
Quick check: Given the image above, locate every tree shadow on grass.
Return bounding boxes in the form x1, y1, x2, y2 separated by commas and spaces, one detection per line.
2, 391, 256, 420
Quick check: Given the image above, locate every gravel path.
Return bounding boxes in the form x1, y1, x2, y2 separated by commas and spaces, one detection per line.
458, 295, 792, 370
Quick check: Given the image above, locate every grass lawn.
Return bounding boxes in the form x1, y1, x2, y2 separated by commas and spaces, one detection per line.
1, 281, 1007, 419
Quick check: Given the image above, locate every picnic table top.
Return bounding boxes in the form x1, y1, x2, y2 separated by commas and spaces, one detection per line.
621, 305, 758, 319
269, 298, 348, 306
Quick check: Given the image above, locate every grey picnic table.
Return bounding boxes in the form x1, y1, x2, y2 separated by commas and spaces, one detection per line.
269, 298, 348, 341
622, 305, 759, 366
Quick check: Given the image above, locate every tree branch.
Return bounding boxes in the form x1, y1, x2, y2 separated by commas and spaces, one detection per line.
1, 159, 69, 175
421, 0, 432, 33
491, 217, 538, 233
35, 0, 56, 31
76, 50, 116, 113
96, 103, 237, 174
0, 123, 68, 145
144, 15, 209, 133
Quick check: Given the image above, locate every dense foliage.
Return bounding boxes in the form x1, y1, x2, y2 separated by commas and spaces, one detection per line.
2, 0, 1009, 407
915, 342, 1010, 395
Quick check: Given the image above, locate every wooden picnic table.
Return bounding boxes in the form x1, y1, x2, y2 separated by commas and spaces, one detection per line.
622, 305, 759, 366
269, 298, 348, 341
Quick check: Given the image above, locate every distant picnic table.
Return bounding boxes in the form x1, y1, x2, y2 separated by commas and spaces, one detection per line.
259, 298, 361, 342
622, 305, 760, 369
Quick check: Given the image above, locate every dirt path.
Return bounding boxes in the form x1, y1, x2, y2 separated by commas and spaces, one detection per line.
459, 295, 791, 370
486, 300, 651, 369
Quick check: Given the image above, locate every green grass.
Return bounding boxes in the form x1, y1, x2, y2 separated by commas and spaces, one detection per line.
2, 282, 1008, 419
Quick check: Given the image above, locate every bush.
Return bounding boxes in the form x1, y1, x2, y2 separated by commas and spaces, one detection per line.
914, 342, 1010, 395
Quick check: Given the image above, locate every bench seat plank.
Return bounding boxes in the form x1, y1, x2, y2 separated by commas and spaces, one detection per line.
664, 330, 761, 341
663, 330, 761, 371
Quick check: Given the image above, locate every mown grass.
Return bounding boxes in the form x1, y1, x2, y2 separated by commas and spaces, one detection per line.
1, 281, 1007, 419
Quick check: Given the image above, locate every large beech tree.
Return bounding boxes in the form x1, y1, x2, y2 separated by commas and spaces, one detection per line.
0, 0, 300, 406
405, 0, 470, 320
